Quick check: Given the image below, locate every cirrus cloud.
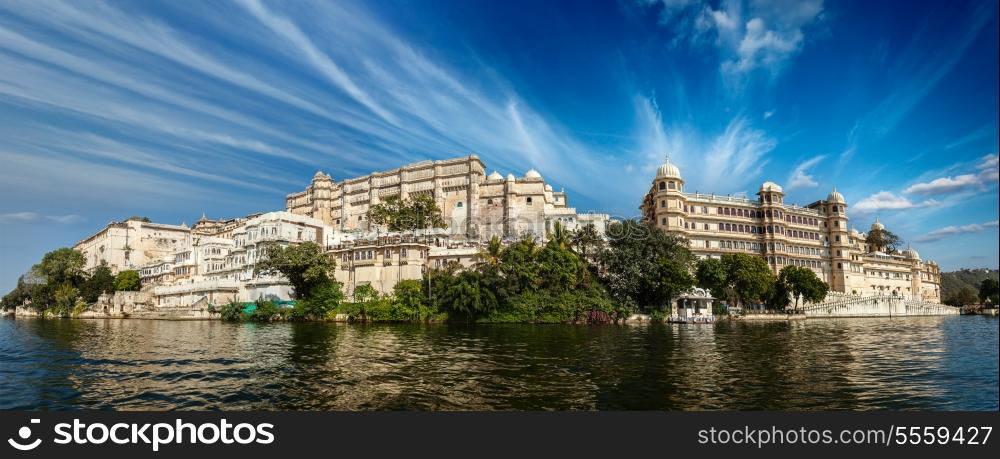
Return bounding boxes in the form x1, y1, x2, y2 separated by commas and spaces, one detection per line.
852, 191, 938, 214
914, 220, 999, 242
905, 154, 999, 195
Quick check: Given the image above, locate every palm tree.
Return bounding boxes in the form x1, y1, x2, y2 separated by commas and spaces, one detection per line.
549, 221, 572, 249
476, 236, 504, 270
571, 223, 604, 260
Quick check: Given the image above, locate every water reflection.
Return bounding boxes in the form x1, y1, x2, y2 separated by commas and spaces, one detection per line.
0, 316, 996, 410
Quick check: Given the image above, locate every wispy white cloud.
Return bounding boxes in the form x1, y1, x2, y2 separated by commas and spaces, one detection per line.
631, 97, 776, 194
0, 212, 40, 223
853, 191, 938, 214
787, 154, 826, 189
0, 211, 83, 224
905, 154, 999, 195
234, 0, 398, 125
945, 124, 996, 150
915, 220, 1000, 242
45, 215, 85, 224
646, 0, 825, 78
857, 1, 995, 139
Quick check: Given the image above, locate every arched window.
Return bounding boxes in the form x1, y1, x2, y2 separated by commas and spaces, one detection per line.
526, 197, 533, 204
456, 201, 463, 208
659, 182, 666, 190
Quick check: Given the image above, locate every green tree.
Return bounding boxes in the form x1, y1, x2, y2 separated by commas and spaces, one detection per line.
499, 236, 542, 295
695, 258, 728, 300
721, 254, 776, 310
570, 223, 605, 261
36, 248, 86, 287
598, 220, 695, 311
367, 194, 447, 232
81, 264, 115, 303
1, 276, 33, 310
255, 242, 336, 299
654, 257, 695, 313
51, 283, 80, 316
443, 271, 499, 319
536, 242, 584, 290
776, 265, 829, 311
114, 270, 141, 291
391, 279, 432, 321
548, 221, 572, 249
952, 287, 979, 307
979, 278, 999, 305
293, 281, 344, 320
249, 300, 280, 322
477, 236, 504, 269
219, 302, 244, 321
125, 216, 152, 223
698, 253, 778, 311
865, 227, 902, 253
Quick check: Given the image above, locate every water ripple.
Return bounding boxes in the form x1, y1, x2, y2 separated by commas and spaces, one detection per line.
0, 316, 996, 410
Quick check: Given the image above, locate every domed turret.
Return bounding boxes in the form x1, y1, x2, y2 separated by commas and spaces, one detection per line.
903, 245, 920, 259
544, 184, 553, 192
760, 181, 783, 193
524, 168, 542, 180
827, 187, 845, 203
506, 173, 515, 182
487, 170, 503, 181
656, 156, 681, 179
871, 217, 884, 231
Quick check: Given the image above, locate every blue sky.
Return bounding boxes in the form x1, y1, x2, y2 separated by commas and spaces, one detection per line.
0, 0, 997, 290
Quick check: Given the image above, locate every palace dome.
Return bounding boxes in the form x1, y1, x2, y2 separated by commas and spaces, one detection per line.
903, 246, 920, 259
544, 184, 553, 192
506, 173, 516, 182
871, 217, 885, 231
827, 188, 845, 203
759, 181, 783, 193
487, 171, 503, 181
656, 157, 681, 179
524, 168, 542, 179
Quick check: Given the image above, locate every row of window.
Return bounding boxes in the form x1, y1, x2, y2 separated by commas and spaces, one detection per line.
868, 270, 911, 280
767, 257, 825, 268
686, 220, 822, 241
785, 214, 819, 226
341, 248, 424, 262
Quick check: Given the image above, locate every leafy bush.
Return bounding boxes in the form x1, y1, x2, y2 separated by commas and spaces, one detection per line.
248, 300, 280, 322
291, 281, 343, 320
219, 302, 244, 322
114, 270, 141, 291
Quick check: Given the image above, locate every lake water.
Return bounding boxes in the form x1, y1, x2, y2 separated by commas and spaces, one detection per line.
0, 316, 996, 410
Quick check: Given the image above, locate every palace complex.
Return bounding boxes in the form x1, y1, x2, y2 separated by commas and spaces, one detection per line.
64, 153, 944, 312
73, 155, 610, 304
285, 155, 608, 239
640, 158, 941, 302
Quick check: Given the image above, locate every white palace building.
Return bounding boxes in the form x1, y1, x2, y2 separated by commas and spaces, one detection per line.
63, 154, 948, 315
640, 157, 942, 302
72, 155, 611, 307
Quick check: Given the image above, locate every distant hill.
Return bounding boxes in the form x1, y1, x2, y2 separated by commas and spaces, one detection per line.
940, 268, 999, 302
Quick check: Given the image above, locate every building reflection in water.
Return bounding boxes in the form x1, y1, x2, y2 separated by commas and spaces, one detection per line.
0, 316, 995, 410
